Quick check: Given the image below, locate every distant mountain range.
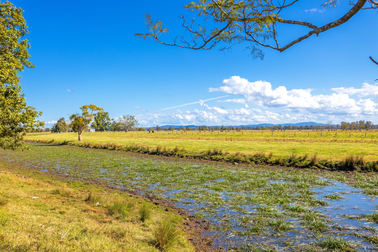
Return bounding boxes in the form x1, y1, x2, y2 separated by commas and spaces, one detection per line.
158, 122, 330, 129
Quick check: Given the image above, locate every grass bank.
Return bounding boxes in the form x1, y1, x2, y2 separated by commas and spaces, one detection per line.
0, 159, 195, 251
26, 132, 378, 172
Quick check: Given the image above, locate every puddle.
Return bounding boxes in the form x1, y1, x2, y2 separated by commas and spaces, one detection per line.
313, 180, 377, 242
269, 179, 286, 184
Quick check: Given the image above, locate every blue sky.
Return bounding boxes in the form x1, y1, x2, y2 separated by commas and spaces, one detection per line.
13, 0, 378, 126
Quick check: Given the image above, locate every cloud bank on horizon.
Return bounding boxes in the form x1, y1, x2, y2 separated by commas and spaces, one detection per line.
138, 76, 377, 127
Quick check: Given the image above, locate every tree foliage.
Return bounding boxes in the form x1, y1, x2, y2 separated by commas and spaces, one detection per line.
92, 111, 112, 132
0, 1, 43, 149
51, 117, 68, 133
340, 120, 374, 130
70, 105, 103, 141
111, 115, 138, 132
138, 0, 377, 58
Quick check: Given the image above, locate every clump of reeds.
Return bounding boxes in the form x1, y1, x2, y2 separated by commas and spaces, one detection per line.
318, 237, 353, 250
340, 155, 365, 171
107, 201, 133, 219
153, 218, 179, 251
139, 203, 151, 222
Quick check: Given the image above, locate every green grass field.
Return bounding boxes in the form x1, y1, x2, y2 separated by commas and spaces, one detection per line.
25, 130, 378, 162
0, 157, 194, 252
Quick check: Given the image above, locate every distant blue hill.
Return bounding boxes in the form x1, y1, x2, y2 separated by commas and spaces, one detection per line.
159, 125, 197, 129
243, 122, 330, 127
157, 122, 330, 129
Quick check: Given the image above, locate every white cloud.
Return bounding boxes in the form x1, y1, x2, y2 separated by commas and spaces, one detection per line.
162, 95, 229, 111
46, 120, 57, 125
222, 98, 246, 104
66, 89, 72, 93
332, 83, 378, 97
136, 77, 378, 127
304, 8, 325, 13
210, 76, 378, 116
358, 98, 376, 114
210, 77, 318, 109
203, 104, 228, 115
137, 106, 288, 127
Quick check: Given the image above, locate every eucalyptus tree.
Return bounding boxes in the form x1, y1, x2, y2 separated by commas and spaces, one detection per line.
116, 115, 138, 132
70, 105, 103, 141
91, 111, 112, 132
138, 0, 377, 60
0, 1, 43, 149
51, 117, 68, 133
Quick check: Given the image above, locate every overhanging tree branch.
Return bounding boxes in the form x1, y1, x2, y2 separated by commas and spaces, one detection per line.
138, 0, 376, 56
370, 56, 378, 65
247, 0, 368, 52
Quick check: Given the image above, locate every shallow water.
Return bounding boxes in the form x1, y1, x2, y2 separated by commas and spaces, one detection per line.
313, 181, 377, 249
0, 144, 377, 251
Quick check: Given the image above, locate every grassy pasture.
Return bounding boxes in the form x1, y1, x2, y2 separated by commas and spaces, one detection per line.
0, 157, 194, 251
25, 131, 378, 171
0, 144, 377, 250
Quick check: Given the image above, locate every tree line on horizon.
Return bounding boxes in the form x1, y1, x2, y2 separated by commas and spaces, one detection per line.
169, 121, 378, 131
48, 119, 377, 135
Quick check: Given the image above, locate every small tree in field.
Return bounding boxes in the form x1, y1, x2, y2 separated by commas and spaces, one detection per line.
51, 117, 68, 133
70, 105, 103, 141
117, 115, 138, 132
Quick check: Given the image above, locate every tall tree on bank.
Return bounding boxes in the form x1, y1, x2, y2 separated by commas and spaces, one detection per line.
138, 0, 377, 59
0, 1, 43, 149
70, 105, 103, 141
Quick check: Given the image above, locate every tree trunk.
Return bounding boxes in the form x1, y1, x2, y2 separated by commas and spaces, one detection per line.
78, 132, 82, 141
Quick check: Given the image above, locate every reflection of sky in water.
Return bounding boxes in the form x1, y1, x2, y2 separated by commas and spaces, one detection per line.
313, 180, 377, 243
314, 181, 376, 217
165, 179, 377, 250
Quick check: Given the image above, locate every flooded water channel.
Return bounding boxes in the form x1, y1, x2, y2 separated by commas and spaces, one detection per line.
0, 144, 376, 251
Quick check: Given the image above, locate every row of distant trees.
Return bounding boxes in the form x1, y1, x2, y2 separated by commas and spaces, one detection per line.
50, 105, 138, 140
339, 121, 376, 130
50, 111, 377, 138
149, 121, 378, 132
